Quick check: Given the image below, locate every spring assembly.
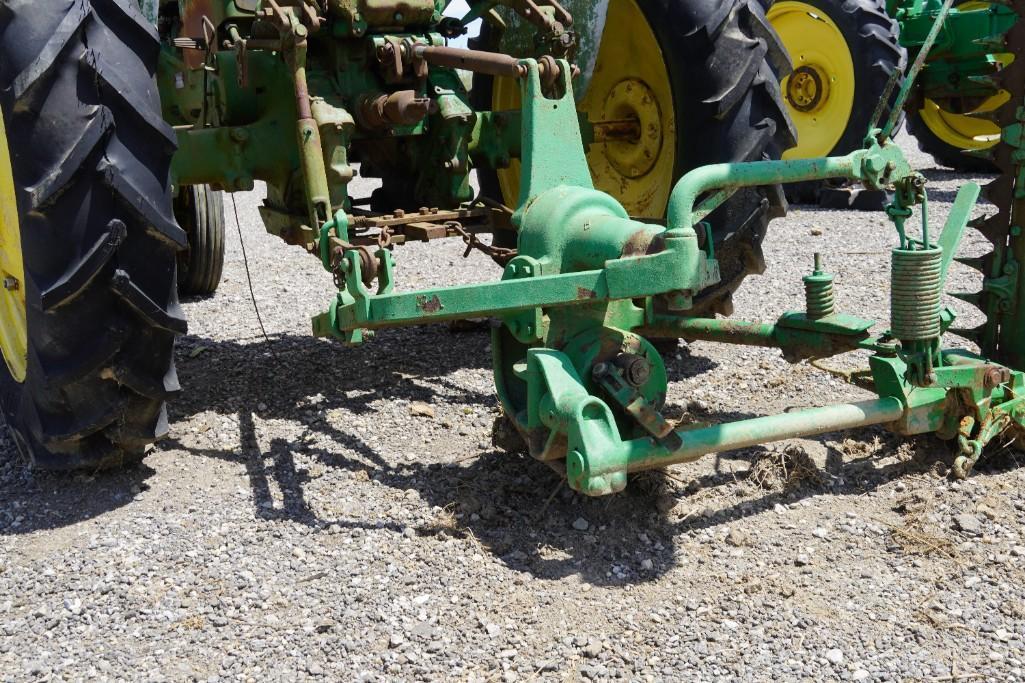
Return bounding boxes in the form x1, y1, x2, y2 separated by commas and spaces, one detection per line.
804, 253, 835, 319
891, 246, 942, 341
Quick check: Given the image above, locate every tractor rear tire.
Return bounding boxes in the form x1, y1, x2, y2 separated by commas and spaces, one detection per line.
474, 0, 796, 317
766, 0, 905, 203
176, 184, 226, 297
0, 0, 184, 470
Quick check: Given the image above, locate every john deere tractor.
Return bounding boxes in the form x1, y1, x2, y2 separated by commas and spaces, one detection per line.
767, 0, 1012, 174
2, 0, 1025, 495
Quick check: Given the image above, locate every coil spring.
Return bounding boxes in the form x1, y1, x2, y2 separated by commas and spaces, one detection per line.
891, 247, 942, 341
804, 273, 835, 319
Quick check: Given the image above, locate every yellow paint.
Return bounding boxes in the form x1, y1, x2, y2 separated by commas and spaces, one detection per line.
0, 108, 26, 382
916, 2, 1009, 154
492, 0, 677, 218
768, 1, 856, 159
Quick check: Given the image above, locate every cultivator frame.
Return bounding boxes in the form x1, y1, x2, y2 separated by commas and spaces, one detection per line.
152, 1, 1025, 495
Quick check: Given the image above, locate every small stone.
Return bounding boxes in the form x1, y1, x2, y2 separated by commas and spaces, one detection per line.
307, 662, 325, 676
640, 558, 654, 571
989, 651, 1004, 662
389, 633, 406, 649
726, 528, 749, 547
721, 619, 739, 631
63, 597, 82, 616
810, 227, 823, 236
572, 517, 589, 531
773, 504, 787, 515
995, 628, 1012, 642
824, 648, 844, 665
795, 554, 811, 567
485, 623, 501, 637
812, 527, 829, 539
954, 513, 982, 534
581, 638, 602, 658
1011, 545, 1025, 557
852, 669, 870, 681
498, 649, 518, 659
410, 402, 435, 419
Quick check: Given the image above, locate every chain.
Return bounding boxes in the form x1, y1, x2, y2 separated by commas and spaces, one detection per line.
448, 221, 517, 262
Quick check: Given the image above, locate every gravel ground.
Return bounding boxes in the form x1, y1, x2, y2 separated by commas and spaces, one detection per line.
2, 133, 1025, 681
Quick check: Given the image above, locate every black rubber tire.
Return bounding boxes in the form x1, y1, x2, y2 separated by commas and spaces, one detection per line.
767, 0, 906, 203
0, 0, 185, 470
176, 184, 226, 297
474, 0, 797, 317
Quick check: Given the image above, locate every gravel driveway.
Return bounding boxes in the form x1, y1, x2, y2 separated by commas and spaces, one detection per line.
1, 134, 1024, 681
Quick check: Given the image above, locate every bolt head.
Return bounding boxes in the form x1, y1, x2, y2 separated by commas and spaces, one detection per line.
2, 276, 19, 291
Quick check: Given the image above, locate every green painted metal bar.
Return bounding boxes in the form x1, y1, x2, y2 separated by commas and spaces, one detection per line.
937, 182, 981, 289
335, 268, 609, 329
641, 396, 906, 470
588, 397, 906, 476
637, 317, 778, 347
666, 154, 860, 231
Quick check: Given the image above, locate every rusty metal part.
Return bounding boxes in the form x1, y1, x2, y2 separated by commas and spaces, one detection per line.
449, 221, 518, 262
330, 241, 377, 288
984, 365, 1012, 389
613, 353, 651, 388
590, 118, 642, 144
357, 90, 431, 129
411, 45, 577, 81
346, 207, 495, 248
503, 0, 573, 31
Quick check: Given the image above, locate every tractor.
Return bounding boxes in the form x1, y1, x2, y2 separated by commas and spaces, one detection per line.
1, 0, 1024, 495
766, 0, 1012, 178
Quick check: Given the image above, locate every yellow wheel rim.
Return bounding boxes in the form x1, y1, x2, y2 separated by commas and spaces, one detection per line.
0, 109, 27, 383
917, 3, 1009, 153
492, 0, 677, 218
767, 1, 856, 159
918, 92, 1007, 151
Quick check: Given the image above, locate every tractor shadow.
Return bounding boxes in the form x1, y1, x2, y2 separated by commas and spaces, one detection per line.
155, 326, 987, 586
4, 323, 1011, 584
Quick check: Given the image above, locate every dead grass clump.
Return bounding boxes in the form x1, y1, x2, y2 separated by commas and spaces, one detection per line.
887, 492, 958, 559
746, 444, 823, 492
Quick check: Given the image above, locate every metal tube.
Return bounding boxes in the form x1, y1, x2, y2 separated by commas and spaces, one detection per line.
636, 317, 778, 347
618, 397, 904, 473
413, 45, 525, 78
666, 153, 860, 231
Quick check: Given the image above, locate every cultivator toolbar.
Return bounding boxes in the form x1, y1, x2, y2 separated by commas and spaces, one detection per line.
296, 2, 1024, 494
6, 0, 1022, 480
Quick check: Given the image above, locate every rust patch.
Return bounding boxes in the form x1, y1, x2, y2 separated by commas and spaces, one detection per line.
416, 294, 443, 313
576, 287, 596, 300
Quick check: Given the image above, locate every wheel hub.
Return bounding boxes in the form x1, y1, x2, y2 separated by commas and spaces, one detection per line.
600, 78, 663, 179
0, 110, 27, 383
787, 65, 826, 113
767, 1, 856, 159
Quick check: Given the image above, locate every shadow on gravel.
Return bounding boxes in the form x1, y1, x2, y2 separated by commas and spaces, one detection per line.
0, 459, 155, 536
157, 324, 995, 586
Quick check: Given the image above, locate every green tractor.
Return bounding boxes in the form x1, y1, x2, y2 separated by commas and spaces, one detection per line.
1, 0, 1024, 494
767, 0, 1011, 174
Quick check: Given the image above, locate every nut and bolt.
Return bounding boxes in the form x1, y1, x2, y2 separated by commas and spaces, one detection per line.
984, 366, 1012, 388
2, 275, 19, 291
614, 353, 651, 388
